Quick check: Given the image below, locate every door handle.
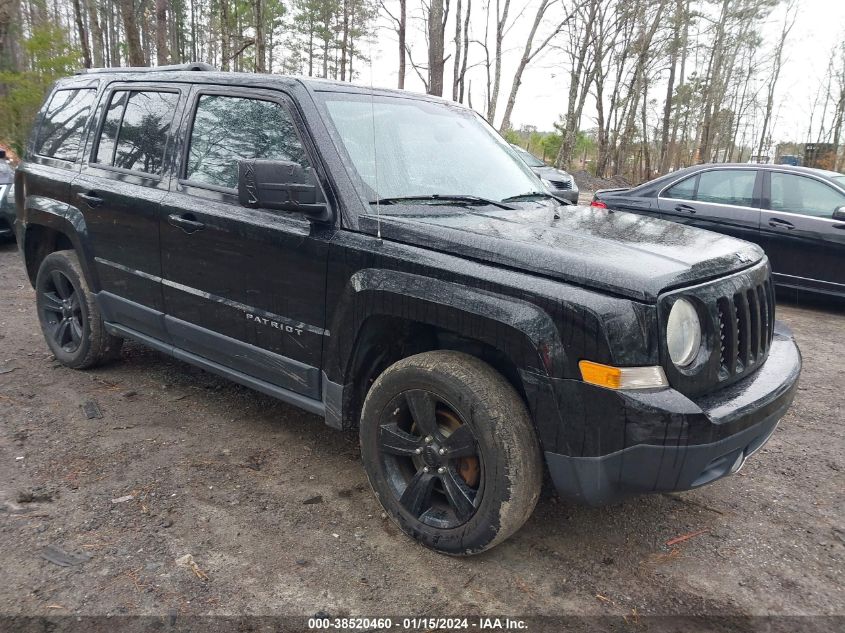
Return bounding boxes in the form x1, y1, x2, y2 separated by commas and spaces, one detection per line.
768, 218, 794, 230
78, 192, 104, 207
167, 213, 205, 234
674, 204, 696, 213
833, 223, 845, 230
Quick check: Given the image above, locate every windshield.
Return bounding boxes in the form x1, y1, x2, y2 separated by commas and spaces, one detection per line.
319, 93, 544, 204
512, 145, 545, 168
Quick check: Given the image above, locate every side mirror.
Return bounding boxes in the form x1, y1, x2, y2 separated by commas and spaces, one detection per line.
833, 206, 845, 221
237, 159, 330, 221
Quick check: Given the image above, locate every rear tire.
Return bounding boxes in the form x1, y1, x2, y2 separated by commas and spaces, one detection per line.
360, 351, 542, 555
35, 251, 123, 369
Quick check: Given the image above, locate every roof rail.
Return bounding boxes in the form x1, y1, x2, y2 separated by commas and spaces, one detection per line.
75, 62, 217, 75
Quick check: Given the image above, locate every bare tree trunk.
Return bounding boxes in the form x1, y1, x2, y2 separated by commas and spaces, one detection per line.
556, 0, 599, 170
398, 0, 406, 88
339, 0, 348, 80
486, 0, 511, 123
86, 0, 105, 67
459, 0, 471, 102
255, 0, 266, 71
427, 0, 446, 96
109, 3, 120, 65
155, 0, 169, 65
72, 0, 92, 68
119, 0, 145, 66
669, 0, 689, 170
452, 0, 462, 101
659, 0, 683, 173
499, 0, 571, 134
0, 0, 21, 72
698, 0, 730, 163
220, 0, 230, 70
758, 1, 795, 161
641, 77, 651, 177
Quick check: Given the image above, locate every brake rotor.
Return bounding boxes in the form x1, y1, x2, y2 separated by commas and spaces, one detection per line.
436, 408, 480, 488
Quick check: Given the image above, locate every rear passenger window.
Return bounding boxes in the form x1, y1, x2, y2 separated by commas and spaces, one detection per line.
185, 95, 309, 189
94, 90, 179, 175
36, 88, 96, 162
664, 175, 696, 200
695, 170, 756, 206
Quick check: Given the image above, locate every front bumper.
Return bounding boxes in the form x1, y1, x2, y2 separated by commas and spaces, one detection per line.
532, 322, 801, 505
557, 189, 579, 204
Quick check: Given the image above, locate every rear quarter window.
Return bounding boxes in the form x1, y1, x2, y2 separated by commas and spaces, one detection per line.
35, 88, 97, 162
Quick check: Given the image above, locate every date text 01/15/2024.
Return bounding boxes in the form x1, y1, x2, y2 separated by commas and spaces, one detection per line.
306, 617, 528, 630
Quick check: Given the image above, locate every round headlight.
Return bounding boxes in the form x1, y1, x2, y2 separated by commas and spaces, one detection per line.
666, 298, 701, 367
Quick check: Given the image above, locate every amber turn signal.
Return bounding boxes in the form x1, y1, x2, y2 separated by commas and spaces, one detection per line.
579, 360, 668, 390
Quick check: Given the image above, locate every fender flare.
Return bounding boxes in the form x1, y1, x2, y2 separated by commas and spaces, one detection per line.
324, 268, 567, 387
22, 196, 100, 291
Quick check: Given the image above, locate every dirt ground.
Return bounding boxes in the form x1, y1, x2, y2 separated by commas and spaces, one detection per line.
0, 239, 843, 628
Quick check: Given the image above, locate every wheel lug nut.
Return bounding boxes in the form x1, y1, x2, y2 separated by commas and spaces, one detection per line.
438, 448, 446, 455
423, 466, 429, 473
414, 448, 422, 454
424, 435, 433, 443
437, 467, 445, 474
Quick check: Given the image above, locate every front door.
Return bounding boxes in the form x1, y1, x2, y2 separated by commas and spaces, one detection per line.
760, 170, 845, 295
160, 87, 332, 399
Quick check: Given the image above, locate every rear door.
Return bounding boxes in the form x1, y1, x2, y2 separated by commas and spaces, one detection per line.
19, 81, 99, 221
657, 168, 763, 245
159, 86, 333, 399
73, 85, 186, 341
760, 170, 845, 295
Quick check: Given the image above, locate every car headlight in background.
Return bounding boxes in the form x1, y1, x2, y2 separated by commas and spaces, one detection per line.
666, 298, 701, 367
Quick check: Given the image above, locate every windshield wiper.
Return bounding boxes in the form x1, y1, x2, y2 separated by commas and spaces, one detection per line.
501, 191, 573, 205
371, 194, 515, 211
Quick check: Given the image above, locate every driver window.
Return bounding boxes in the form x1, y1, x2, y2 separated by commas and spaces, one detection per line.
185, 94, 309, 190
769, 172, 845, 218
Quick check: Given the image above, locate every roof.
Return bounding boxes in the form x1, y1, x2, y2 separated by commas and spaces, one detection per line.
67, 64, 453, 105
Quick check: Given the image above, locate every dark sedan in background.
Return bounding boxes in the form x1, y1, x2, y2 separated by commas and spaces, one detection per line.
511, 144, 579, 203
0, 161, 14, 241
592, 164, 845, 298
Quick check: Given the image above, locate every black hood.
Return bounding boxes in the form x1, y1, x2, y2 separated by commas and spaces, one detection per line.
373, 203, 764, 302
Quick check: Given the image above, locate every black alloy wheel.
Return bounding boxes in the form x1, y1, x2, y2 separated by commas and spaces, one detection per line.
39, 269, 85, 354
360, 351, 542, 555
35, 250, 123, 369
377, 389, 482, 529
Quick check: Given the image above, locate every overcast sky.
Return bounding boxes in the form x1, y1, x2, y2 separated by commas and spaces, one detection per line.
364, 0, 845, 144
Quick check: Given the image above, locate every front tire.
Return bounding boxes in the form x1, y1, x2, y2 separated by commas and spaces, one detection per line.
35, 251, 123, 369
360, 351, 542, 555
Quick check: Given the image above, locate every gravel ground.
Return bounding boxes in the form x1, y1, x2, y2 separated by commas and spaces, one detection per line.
0, 240, 843, 628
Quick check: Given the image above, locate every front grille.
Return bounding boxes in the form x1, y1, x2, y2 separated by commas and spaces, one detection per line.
716, 281, 775, 381
659, 259, 774, 397
549, 179, 572, 190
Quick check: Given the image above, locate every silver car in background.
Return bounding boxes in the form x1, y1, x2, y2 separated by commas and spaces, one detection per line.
510, 144, 579, 203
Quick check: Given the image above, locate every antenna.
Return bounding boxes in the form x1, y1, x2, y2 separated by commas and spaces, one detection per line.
368, 40, 382, 240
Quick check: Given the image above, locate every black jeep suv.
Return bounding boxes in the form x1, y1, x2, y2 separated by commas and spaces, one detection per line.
15, 65, 801, 555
